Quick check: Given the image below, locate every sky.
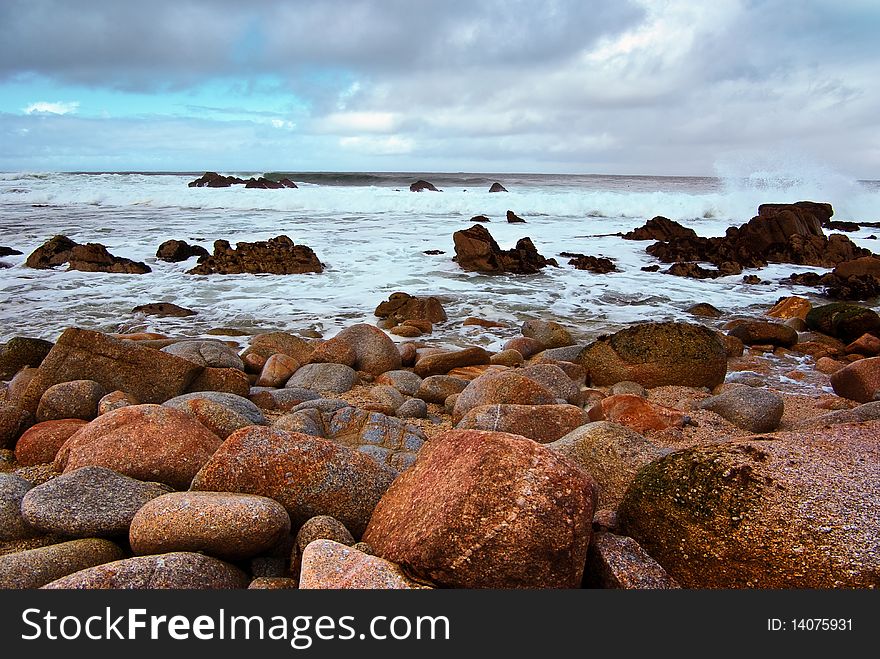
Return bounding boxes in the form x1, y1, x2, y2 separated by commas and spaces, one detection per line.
0, 0, 878, 176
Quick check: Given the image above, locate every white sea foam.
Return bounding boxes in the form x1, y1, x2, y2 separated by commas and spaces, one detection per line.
0, 171, 878, 349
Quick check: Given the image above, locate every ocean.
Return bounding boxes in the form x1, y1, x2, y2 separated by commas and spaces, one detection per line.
1, 170, 878, 352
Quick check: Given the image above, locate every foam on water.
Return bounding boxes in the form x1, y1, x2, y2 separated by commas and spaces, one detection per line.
1, 170, 878, 347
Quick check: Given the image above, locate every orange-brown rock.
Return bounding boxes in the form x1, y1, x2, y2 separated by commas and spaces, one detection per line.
830, 356, 880, 403
187, 235, 323, 275
14, 418, 87, 465
414, 346, 491, 378
766, 296, 812, 320
256, 353, 300, 387
374, 292, 447, 324
587, 394, 690, 433
455, 403, 587, 443
452, 370, 559, 424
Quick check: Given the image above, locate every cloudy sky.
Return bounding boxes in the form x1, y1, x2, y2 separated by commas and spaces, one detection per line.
1, 0, 878, 176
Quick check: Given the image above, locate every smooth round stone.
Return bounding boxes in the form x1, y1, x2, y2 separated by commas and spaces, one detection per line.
14, 418, 87, 466
36, 379, 105, 422
0, 473, 35, 541
295, 515, 355, 553
374, 370, 423, 396
41, 551, 249, 589
161, 340, 245, 370
397, 398, 428, 419
129, 491, 291, 561
0, 538, 125, 589
286, 363, 359, 394
162, 391, 266, 439
21, 466, 172, 537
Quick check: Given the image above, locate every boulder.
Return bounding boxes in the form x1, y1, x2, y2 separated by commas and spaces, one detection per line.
14, 418, 88, 465
256, 353, 300, 387
506, 210, 526, 223
248, 387, 319, 412
162, 391, 265, 439
518, 363, 580, 402
699, 386, 785, 432
21, 466, 171, 537
374, 292, 448, 324
0, 401, 31, 449
326, 324, 401, 375
686, 303, 723, 318
286, 363, 359, 393
409, 180, 440, 192
374, 370, 423, 397
727, 321, 798, 347
451, 370, 558, 424
846, 332, 880, 356
129, 491, 291, 560
547, 421, 668, 509
187, 235, 323, 275
19, 328, 202, 414
830, 357, 880, 403
415, 375, 470, 403
452, 224, 557, 274
187, 172, 246, 187
766, 296, 812, 320
805, 302, 880, 343
584, 532, 680, 589
618, 424, 880, 588
41, 552, 249, 589
414, 347, 491, 377
300, 540, 431, 589
185, 366, 250, 397
0, 336, 54, 379
155, 239, 209, 262
54, 404, 223, 490
36, 379, 105, 422
455, 403, 587, 443
488, 182, 508, 193
67, 243, 151, 274
25, 234, 78, 269
0, 538, 125, 589
132, 302, 197, 317
243, 332, 314, 364
396, 398, 427, 419
521, 319, 574, 349
502, 336, 544, 359
623, 217, 698, 241
161, 340, 244, 370
295, 515, 355, 552
362, 430, 597, 588
0, 473, 35, 541
190, 426, 397, 537
565, 253, 618, 273
576, 322, 728, 388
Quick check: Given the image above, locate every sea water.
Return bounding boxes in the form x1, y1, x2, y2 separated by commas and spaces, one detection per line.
1, 170, 878, 350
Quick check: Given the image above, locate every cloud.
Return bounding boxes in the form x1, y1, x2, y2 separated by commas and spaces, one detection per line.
23, 101, 79, 115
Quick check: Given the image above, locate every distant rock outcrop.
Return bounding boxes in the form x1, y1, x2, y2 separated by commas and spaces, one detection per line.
452, 224, 557, 274
26, 235, 149, 274
187, 235, 323, 275
489, 182, 508, 192
623, 216, 697, 241
506, 210, 526, 223
410, 180, 440, 192
187, 172, 246, 188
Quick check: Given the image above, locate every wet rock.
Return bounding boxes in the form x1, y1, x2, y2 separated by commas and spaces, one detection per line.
54, 404, 223, 490
374, 292, 448, 324
506, 210, 526, 223
414, 346, 491, 377
255, 353, 300, 387
699, 386, 784, 432
0, 538, 125, 589
129, 491, 291, 560
0, 473, 35, 541
0, 336, 54, 379
41, 551, 249, 589
490, 349, 524, 367
36, 379, 105, 422
502, 336, 544, 359
618, 425, 880, 588
456, 403, 587, 443
565, 253, 618, 273
584, 532, 680, 589
300, 540, 431, 589
66, 243, 151, 274
766, 296, 812, 320
623, 216, 698, 241
15, 419, 87, 465
576, 322, 728, 389
686, 303, 723, 318
410, 180, 440, 192
155, 239, 209, 262
24, 235, 78, 269
362, 429, 597, 589
846, 333, 880, 356
286, 363, 359, 393
727, 321, 798, 348
830, 356, 880, 403
587, 394, 690, 433
452, 224, 557, 274
191, 426, 397, 537
805, 302, 880, 343
452, 370, 558, 424
19, 328, 202, 414
21, 466, 171, 537
187, 235, 323, 275
469, 215, 491, 223
489, 182, 508, 192
162, 391, 265, 439
132, 302, 197, 317
548, 422, 667, 509
187, 172, 246, 187
521, 319, 574, 349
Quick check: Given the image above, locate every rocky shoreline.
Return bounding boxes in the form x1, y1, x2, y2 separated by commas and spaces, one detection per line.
0, 199, 878, 590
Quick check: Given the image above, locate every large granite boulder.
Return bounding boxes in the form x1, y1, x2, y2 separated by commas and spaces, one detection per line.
452, 224, 557, 274
188, 235, 323, 275
362, 429, 597, 588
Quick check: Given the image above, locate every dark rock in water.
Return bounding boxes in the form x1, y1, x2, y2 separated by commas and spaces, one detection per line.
0, 246, 22, 256
452, 224, 557, 274
506, 210, 526, 223
805, 302, 880, 342
782, 257, 880, 301
566, 254, 618, 273
374, 292, 447, 324
188, 235, 323, 275
825, 220, 860, 232
648, 202, 870, 277
665, 261, 742, 279
0, 336, 54, 379
623, 216, 697, 241
742, 274, 763, 284
470, 215, 491, 222
133, 302, 197, 317
423, 249, 445, 255
410, 179, 440, 192
25, 234, 78, 269
187, 172, 246, 188
245, 176, 284, 189
65, 243, 151, 274
686, 303, 723, 317
489, 182, 508, 192
278, 178, 298, 188
641, 264, 660, 272
156, 239, 209, 262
